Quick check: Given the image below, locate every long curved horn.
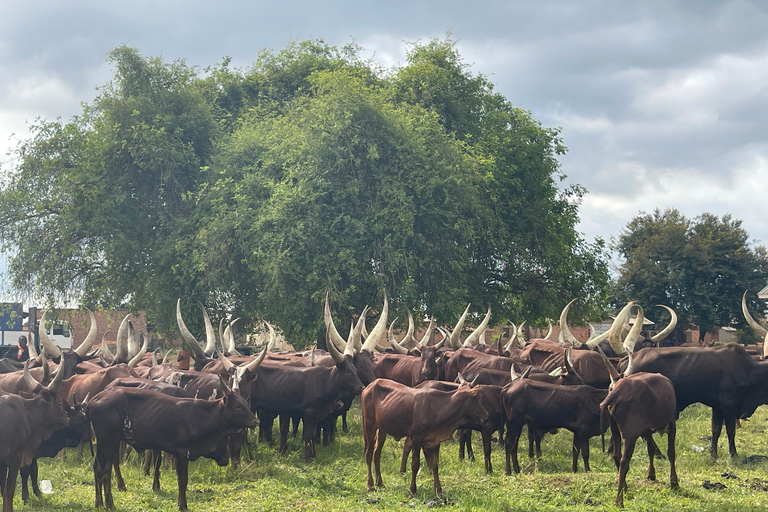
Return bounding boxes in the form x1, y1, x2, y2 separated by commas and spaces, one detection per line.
400, 310, 416, 349
176, 299, 206, 359
351, 307, 369, 353
544, 321, 553, 340
649, 305, 677, 344
224, 318, 242, 356
559, 299, 583, 348
325, 325, 344, 364
199, 303, 217, 356
218, 348, 235, 371
243, 328, 271, 372
563, 347, 584, 384
151, 350, 158, 367
596, 344, 619, 386
502, 322, 517, 354
128, 332, 148, 367
433, 327, 447, 349
463, 304, 491, 347
22, 361, 43, 393
623, 305, 644, 354
417, 316, 435, 347
162, 349, 172, 365
763, 331, 768, 360
449, 303, 471, 349
100, 331, 114, 365
46, 356, 66, 393
586, 325, 611, 349
27, 331, 39, 360
41, 357, 50, 383
38, 310, 62, 359
219, 317, 227, 356
323, 291, 347, 353
587, 323, 597, 342
126, 321, 138, 359
74, 307, 98, 357
362, 292, 388, 353
386, 318, 408, 354
114, 314, 131, 363
742, 291, 768, 337
608, 302, 634, 356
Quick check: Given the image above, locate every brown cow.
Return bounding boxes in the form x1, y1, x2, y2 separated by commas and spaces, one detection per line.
502, 377, 607, 475
601, 372, 679, 507
0, 363, 69, 512
362, 378, 488, 498
89, 379, 257, 510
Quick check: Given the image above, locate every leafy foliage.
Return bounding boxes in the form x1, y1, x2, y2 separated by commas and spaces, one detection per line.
613, 208, 768, 336
0, 38, 608, 344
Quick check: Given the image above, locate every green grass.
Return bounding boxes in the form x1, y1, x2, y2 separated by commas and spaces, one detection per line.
19, 402, 768, 511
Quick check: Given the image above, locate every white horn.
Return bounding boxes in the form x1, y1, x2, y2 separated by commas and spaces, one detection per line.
463, 304, 491, 347
450, 303, 471, 349
559, 299, 583, 348
74, 307, 98, 357
649, 305, 677, 345
323, 291, 348, 353
362, 291, 388, 353
38, 310, 62, 359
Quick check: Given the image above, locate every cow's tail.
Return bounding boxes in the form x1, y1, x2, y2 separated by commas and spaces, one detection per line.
599, 395, 614, 453
86, 407, 95, 457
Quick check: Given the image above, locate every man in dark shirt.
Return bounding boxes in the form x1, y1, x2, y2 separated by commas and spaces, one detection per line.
16, 335, 29, 362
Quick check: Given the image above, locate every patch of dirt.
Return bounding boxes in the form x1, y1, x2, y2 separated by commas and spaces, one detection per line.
749, 479, 768, 491
744, 455, 768, 464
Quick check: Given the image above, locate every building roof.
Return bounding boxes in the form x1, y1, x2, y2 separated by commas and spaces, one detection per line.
758, 284, 768, 299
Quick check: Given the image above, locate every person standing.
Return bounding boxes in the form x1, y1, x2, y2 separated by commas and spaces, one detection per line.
16, 335, 29, 362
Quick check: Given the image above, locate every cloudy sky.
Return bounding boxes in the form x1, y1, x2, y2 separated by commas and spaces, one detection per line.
1, 0, 767, 278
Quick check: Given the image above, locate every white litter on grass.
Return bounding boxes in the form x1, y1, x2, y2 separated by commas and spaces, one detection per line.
39, 480, 53, 494
691, 445, 706, 453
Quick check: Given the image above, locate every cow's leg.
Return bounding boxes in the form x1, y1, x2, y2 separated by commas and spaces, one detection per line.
291, 413, 301, 439
423, 445, 443, 498
458, 428, 466, 460
505, 422, 524, 475
113, 458, 126, 491
341, 410, 349, 434
609, 417, 622, 470
581, 433, 591, 472
0, 463, 6, 501
278, 413, 290, 454
668, 422, 679, 489
481, 429, 493, 474
29, 459, 38, 498
94, 444, 115, 509
497, 423, 505, 447
400, 437, 412, 474
142, 450, 152, 476
527, 424, 535, 458
176, 455, 189, 511
373, 430, 387, 489
302, 415, 316, 463
19, 464, 29, 504
571, 432, 581, 473
3, 464, 18, 512
535, 429, 543, 458
408, 442, 421, 498
365, 429, 376, 492
643, 432, 656, 481
710, 408, 723, 458
724, 414, 738, 458
152, 450, 162, 492
616, 436, 638, 508
466, 429, 475, 462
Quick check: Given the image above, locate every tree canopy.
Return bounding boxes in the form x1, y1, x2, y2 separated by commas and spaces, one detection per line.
613, 208, 768, 338
0, 37, 608, 345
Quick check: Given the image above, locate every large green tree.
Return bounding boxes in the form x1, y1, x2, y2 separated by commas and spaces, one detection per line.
613, 208, 768, 340
0, 38, 609, 345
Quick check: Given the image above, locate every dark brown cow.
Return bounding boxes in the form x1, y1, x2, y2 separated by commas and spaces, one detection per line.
502, 377, 608, 475
0, 363, 69, 512
601, 371, 679, 507
623, 343, 768, 458
89, 381, 257, 510
373, 349, 440, 387
520, 340, 612, 388
398, 380, 504, 474
443, 347, 516, 383
362, 378, 488, 498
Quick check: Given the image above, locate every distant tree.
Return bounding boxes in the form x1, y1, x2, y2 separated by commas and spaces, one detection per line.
613, 209, 768, 341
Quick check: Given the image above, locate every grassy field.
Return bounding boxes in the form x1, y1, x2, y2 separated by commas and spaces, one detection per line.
21, 401, 768, 511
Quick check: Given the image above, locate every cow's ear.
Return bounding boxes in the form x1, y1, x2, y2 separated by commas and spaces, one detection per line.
222, 394, 229, 406
412, 348, 422, 357
39, 389, 53, 403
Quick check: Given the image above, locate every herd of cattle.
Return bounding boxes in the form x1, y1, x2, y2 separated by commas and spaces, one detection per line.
0, 291, 766, 510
